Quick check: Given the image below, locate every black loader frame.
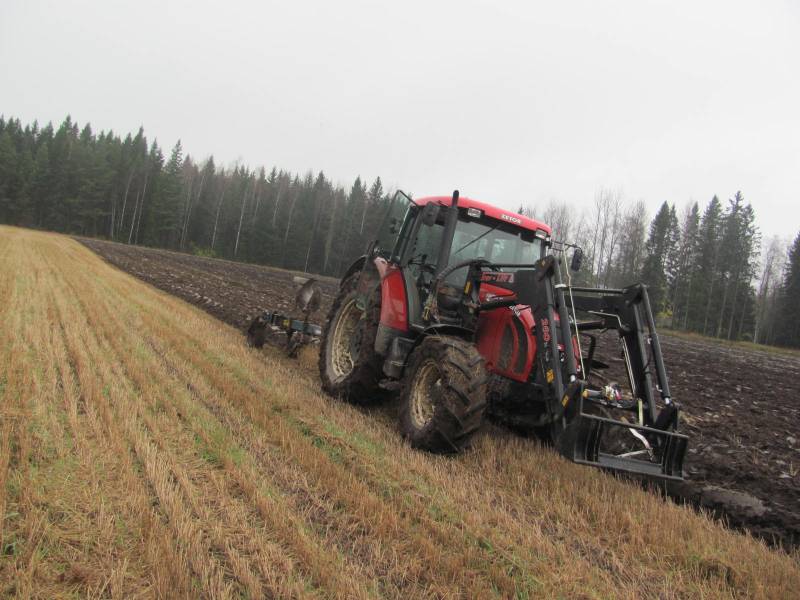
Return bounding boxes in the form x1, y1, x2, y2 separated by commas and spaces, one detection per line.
456, 255, 688, 480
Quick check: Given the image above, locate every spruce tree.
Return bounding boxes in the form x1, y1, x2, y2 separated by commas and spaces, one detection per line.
639, 201, 676, 314
777, 232, 800, 347
341, 177, 368, 271
0, 130, 18, 222
364, 176, 386, 240
671, 202, 700, 329
32, 143, 50, 226
712, 192, 759, 339
691, 196, 723, 334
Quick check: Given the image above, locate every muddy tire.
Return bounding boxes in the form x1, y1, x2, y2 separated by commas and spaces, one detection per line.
400, 335, 488, 453
319, 273, 383, 403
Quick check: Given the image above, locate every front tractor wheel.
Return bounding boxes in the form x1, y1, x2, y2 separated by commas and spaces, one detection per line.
400, 336, 488, 454
319, 274, 382, 403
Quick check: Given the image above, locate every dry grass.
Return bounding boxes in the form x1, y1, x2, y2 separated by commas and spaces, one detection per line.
0, 225, 798, 599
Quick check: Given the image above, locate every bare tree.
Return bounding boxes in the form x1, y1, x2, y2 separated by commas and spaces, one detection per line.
612, 200, 647, 287
127, 190, 141, 244
587, 188, 622, 285
234, 174, 253, 257
271, 177, 285, 228
250, 169, 264, 223
304, 191, 323, 273
541, 199, 574, 241
117, 168, 135, 240
601, 199, 622, 287
322, 189, 342, 274
754, 236, 787, 344
178, 167, 195, 249
180, 160, 208, 250
210, 171, 228, 251
281, 186, 301, 266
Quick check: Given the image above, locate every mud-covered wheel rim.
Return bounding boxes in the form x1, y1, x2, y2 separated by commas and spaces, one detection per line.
329, 298, 363, 381
409, 359, 441, 429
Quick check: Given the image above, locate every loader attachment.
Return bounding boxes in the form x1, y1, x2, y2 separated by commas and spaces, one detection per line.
491, 255, 689, 480
558, 396, 688, 480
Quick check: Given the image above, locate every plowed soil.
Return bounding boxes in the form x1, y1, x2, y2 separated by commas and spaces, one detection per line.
79, 238, 800, 550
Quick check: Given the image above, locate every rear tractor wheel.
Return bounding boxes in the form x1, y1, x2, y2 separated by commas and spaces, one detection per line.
400, 336, 488, 453
319, 273, 383, 403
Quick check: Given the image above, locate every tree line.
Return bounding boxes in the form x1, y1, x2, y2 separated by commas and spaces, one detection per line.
524, 191, 799, 347
0, 115, 390, 277
1, 115, 798, 348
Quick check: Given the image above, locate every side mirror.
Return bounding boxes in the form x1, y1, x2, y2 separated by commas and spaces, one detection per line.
421, 203, 440, 227
570, 248, 583, 272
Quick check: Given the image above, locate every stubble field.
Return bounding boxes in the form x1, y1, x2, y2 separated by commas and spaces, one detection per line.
80, 237, 800, 550
1, 226, 799, 598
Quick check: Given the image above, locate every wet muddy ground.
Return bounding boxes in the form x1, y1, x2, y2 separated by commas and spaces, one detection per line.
80, 238, 800, 550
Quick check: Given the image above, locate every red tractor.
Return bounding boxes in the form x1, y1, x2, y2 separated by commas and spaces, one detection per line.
254, 191, 688, 479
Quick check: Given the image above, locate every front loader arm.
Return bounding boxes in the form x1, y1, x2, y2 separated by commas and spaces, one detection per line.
559, 281, 687, 479
472, 255, 688, 480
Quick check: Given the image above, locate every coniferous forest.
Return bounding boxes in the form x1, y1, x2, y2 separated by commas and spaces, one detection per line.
1, 114, 798, 348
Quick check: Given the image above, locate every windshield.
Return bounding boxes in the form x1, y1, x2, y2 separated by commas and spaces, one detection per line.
403, 206, 544, 287
450, 214, 543, 266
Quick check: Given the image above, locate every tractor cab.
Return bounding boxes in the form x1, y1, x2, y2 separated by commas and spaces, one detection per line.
373, 191, 549, 329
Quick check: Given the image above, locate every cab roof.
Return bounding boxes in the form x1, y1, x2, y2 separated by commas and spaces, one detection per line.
413, 195, 551, 235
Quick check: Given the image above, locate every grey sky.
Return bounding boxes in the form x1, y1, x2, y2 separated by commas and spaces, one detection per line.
2, 0, 799, 239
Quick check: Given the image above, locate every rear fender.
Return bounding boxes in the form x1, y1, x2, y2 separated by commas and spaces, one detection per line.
341, 256, 367, 285
373, 259, 409, 356
378, 263, 408, 333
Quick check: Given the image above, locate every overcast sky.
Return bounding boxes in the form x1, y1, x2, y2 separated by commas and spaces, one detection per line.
2, 0, 798, 239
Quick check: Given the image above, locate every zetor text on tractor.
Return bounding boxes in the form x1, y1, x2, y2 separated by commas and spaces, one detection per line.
256, 191, 688, 480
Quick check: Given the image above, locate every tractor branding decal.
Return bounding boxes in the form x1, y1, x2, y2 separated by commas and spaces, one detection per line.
481, 272, 514, 284
501, 214, 522, 224
541, 318, 551, 343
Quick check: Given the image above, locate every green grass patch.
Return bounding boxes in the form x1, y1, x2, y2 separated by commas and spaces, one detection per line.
285, 416, 345, 464
320, 418, 385, 458
192, 417, 249, 469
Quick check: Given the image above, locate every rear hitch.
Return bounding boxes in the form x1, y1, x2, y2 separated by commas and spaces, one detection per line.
246, 311, 322, 357
246, 277, 323, 357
